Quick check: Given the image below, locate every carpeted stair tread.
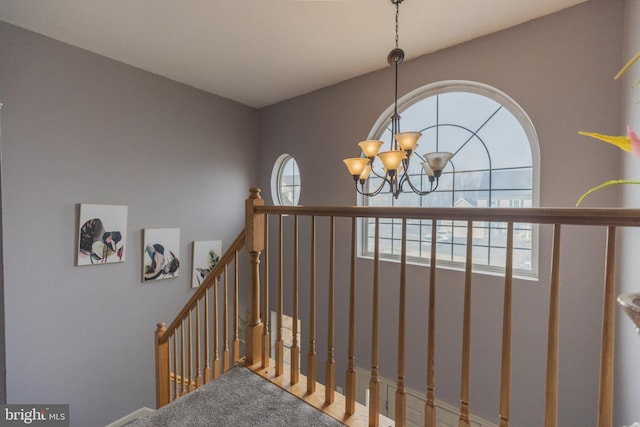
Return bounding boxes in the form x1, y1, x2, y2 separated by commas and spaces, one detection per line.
130, 365, 345, 426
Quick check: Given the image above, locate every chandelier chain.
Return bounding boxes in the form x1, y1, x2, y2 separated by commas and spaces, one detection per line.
395, 0, 400, 48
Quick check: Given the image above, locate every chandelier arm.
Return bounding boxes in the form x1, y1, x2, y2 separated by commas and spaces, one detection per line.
354, 181, 373, 197
396, 160, 410, 193
370, 165, 387, 180
403, 168, 438, 196
355, 175, 389, 197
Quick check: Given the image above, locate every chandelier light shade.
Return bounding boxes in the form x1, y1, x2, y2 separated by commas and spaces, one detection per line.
343, 0, 453, 199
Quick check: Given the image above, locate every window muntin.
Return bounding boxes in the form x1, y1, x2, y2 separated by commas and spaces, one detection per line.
362, 81, 539, 278
271, 154, 301, 206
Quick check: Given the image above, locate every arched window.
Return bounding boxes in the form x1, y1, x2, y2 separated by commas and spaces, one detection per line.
363, 81, 540, 277
271, 154, 301, 206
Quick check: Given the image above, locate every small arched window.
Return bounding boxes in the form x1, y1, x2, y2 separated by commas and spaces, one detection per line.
363, 81, 540, 278
271, 154, 301, 206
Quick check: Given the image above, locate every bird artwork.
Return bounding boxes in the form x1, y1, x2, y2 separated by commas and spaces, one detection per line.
77, 204, 128, 266
191, 240, 222, 288
194, 249, 220, 286
143, 228, 181, 282
79, 218, 124, 264
144, 243, 180, 281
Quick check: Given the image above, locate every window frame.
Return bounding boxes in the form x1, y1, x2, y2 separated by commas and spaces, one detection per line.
270, 154, 301, 206
359, 80, 541, 279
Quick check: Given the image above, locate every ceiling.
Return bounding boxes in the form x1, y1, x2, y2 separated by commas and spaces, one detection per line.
0, 0, 588, 108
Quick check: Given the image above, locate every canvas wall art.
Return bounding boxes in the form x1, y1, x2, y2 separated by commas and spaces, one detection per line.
143, 227, 181, 282
191, 240, 222, 288
77, 204, 128, 266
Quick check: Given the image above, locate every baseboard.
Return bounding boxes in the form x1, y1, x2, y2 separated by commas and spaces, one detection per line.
104, 407, 154, 427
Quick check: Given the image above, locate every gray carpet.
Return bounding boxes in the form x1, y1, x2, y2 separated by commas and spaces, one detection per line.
130, 365, 345, 426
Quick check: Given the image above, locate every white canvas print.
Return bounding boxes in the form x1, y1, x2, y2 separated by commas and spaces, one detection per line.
191, 240, 222, 288
143, 228, 181, 282
77, 204, 128, 266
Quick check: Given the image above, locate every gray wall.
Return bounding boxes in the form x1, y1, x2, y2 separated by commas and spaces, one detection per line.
258, 0, 626, 425
1, 0, 636, 426
0, 21, 258, 427
617, 0, 640, 425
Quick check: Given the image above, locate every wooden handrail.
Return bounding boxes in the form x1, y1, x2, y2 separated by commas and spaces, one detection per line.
255, 205, 640, 226
158, 230, 246, 343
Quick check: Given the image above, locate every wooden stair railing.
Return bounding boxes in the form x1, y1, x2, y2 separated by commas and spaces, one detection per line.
155, 230, 246, 408
156, 188, 640, 427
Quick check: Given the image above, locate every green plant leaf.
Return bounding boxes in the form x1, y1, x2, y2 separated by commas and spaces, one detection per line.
576, 180, 640, 206
615, 52, 640, 80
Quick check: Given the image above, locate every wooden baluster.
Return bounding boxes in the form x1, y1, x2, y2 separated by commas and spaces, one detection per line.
395, 218, 408, 427
369, 218, 381, 427
233, 249, 240, 362
172, 332, 178, 400
307, 216, 317, 393
325, 216, 336, 405
499, 223, 514, 427
223, 265, 229, 372
213, 276, 220, 378
195, 301, 202, 388
425, 221, 437, 427
597, 226, 616, 427
262, 215, 271, 369
346, 217, 357, 416
291, 215, 300, 385
204, 288, 211, 383
187, 311, 194, 392
544, 224, 561, 427
276, 215, 285, 376
459, 221, 473, 427
155, 322, 170, 408
180, 320, 186, 396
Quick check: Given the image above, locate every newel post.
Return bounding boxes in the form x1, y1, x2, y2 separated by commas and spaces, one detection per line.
245, 187, 265, 365
155, 322, 170, 408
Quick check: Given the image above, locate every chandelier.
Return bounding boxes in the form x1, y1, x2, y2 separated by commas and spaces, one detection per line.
343, 0, 453, 199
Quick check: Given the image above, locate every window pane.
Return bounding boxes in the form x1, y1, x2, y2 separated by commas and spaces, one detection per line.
437, 92, 502, 133
278, 156, 300, 206
477, 107, 532, 169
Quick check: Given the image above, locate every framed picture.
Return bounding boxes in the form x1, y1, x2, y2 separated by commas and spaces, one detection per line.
191, 240, 222, 288
143, 228, 180, 282
77, 204, 128, 266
